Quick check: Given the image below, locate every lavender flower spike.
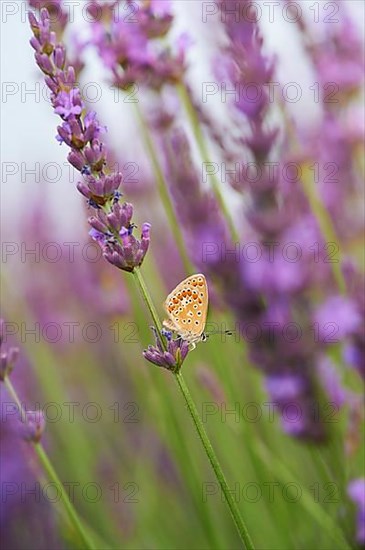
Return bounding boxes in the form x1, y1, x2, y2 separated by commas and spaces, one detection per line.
143, 328, 189, 372
88, 203, 151, 272
28, 8, 151, 273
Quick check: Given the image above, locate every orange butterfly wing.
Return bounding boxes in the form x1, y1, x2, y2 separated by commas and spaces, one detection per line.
163, 274, 208, 343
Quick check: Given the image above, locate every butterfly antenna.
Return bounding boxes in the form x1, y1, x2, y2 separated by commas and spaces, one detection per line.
205, 329, 233, 337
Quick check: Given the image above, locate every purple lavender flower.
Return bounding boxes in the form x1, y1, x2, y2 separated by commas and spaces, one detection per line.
28, 0, 68, 37
53, 89, 84, 118
1, 319, 44, 442
314, 296, 362, 342
288, 0, 364, 239
136, 0, 173, 38
211, 0, 354, 440
316, 356, 346, 408
87, 0, 188, 90
28, 8, 151, 273
162, 127, 228, 269
0, 320, 19, 381
348, 479, 365, 545
143, 328, 189, 372
1, 391, 57, 549
266, 373, 324, 440
21, 410, 46, 443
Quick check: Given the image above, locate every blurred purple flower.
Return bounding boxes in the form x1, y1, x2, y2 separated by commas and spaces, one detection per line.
314, 296, 362, 341
87, 0, 188, 89
212, 0, 364, 441
316, 356, 346, 408
266, 373, 324, 440
28, 0, 68, 36
163, 127, 228, 269
348, 479, 365, 544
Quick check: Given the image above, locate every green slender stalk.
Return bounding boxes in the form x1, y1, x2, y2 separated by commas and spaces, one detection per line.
280, 111, 347, 295
253, 439, 350, 549
175, 371, 255, 550
132, 267, 255, 549
126, 276, 225, 546
177, 82, 240, 244
300, 163, 346, 294
4, 377, 96, 550
133, 102, 193, 275
133, 266, 164, 345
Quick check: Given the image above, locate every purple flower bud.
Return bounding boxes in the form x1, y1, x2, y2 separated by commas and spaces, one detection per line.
142, 222, 151, 239
30, 36, 41, 52
77, 180, 92, 199
28, 11, 39, 33
68, 150, 85, 171
22, 410, 46, 444
140, 223, 151, 257
88, 216, 108, 233
54, 45, 66, 69
65, 66, 76, 85
45, 75, 58, 94
143, 327, 189, 371
40, 7, 50, 24
83, 111, 106, 142
0, 347, 19, 381
84, 141, 105, 171
120, 202, 133, 226
35, 52, 54, 75
103, 173, 122, 197
106, 213, 119, 232
87, 176, 103, 197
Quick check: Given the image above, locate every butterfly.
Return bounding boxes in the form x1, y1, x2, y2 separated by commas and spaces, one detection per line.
163, 274, 208, 349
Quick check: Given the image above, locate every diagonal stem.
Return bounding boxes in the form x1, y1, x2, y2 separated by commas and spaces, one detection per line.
175, 371, 255, 549
133, 266, 165, 347
3, 377, 96, 550
300, 163, 346, 294
132, 267, 255, 549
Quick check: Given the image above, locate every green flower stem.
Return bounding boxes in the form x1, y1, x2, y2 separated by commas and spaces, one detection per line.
300, 163, 346, 294
133, 266, 165, 347
175, 371, 255, 550
3, 377, 96, 550
132, 267, 255, 549
281, 112, 346, 295
177, 82, 240, 244
133, 102, 193, 275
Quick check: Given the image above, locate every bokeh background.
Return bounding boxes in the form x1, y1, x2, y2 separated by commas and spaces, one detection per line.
1, 1, 364, 549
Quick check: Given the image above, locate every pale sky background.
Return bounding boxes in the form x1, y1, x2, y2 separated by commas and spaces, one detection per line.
1, 0, 364, 242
